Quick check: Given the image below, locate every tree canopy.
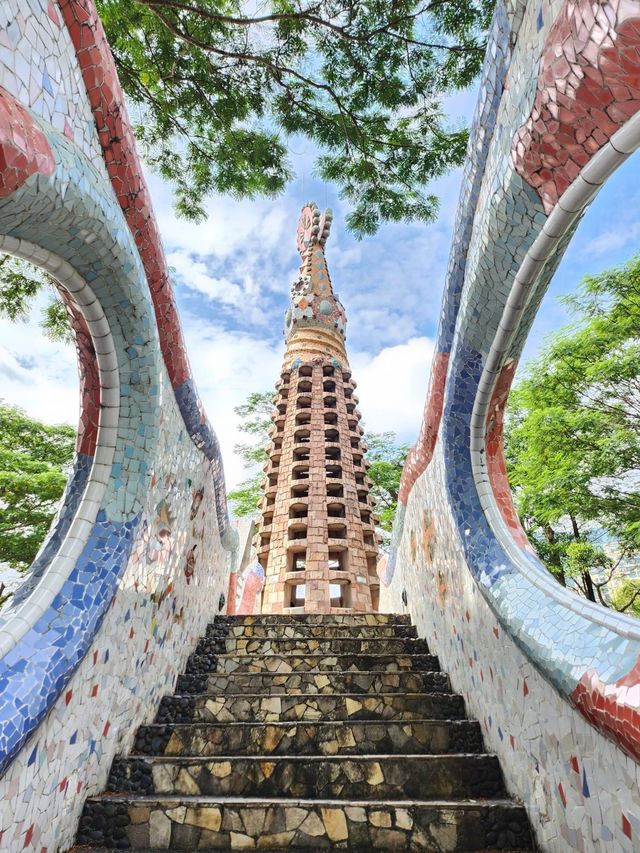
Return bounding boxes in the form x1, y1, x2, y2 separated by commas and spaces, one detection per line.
227, 391, 275, 516
0, 255, 71, 342
0, 403, 75, 571
362, 431, 409, 532
504, 256, 640, 611
96, 0, 493, 235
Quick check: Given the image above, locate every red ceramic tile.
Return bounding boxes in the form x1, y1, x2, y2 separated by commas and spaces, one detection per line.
513, 2, 640, 212
398, 351, 449, 503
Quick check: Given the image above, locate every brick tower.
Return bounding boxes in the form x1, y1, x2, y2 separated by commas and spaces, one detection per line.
256, 202, 380, 614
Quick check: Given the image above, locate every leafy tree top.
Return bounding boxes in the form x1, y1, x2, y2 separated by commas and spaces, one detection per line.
504, 255, 640, 571
0, 403, 75, 571
96, 0, 493, 235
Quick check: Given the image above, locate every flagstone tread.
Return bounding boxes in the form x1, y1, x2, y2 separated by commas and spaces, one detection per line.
107, 754, 505, 800
216, 613, 412, 625
176, 670, 451, 696
203, 637, 430, 655
156, 693, 466, 724
77, 796, 534, 851
133, 719, 485, 757
197, 652, 440, 674
208, 623, 418, 640
68, 844, 535, 853
75, 612, 535, 851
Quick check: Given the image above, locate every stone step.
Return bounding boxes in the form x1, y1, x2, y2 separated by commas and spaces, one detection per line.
208, 622, 418, 640
217, 613, 412, 626
201, 637, 430, 656
176, 670, 451, 696
134, 719, 484, 758
195, 652, 440, 674
77, 796, 534, 850
107, 754, 505, 801
156, 693, 466, 725
69, 843, 528, 853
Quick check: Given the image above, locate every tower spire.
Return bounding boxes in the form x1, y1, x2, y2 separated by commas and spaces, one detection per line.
284, 202, 347, 347
255, 202, 380, 614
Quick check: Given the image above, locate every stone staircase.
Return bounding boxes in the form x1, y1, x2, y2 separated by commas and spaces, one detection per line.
75, 614, 534, 851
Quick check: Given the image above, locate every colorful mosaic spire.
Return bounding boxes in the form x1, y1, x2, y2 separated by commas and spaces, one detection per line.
256, 202, 380, 613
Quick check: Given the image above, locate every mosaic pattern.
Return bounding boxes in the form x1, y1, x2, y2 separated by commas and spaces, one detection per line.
226, 520, 264, 615
76, 613, 533, 851
513, 0, 640, 213
285, 203, 347, 338
0, 1, 234, 850
382, 0, 640, 850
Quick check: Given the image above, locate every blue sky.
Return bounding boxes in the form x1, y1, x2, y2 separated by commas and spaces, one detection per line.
1, 87, 639, 489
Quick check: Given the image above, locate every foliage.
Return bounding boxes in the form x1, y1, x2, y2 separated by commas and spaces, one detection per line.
227, 472, 266, 518
504, 256, 640, 610
0, 254, 72, 342
0, 403, 75, 571
96, 0, 493, 236
610, 578, 640, 616
227, 391, 275, 516
363, 431, 409, 531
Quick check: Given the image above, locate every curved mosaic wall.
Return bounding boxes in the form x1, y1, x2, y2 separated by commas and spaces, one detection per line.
381, 0, 640, 850
0, 1, 235, 849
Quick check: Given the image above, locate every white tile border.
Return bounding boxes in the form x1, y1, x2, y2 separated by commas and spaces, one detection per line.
469, 111, 640, 637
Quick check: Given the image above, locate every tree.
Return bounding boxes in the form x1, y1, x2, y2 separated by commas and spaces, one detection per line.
0, 254, 71, 342
504, 256, 640, 610
96, 0, 493, 235
610, 578, 640, 617
227, 391, 275, 516
0, 403, 75, 571
363, 431, 409, 532
226, 390, 408, 528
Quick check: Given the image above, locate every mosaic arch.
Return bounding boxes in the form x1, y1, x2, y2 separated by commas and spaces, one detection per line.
0, 1, 237, 850
381, 0, 640, 849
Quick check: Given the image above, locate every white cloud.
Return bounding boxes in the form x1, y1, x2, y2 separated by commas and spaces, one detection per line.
0, 305, 78, 427
583, 222, 640, 258
182, 314, 285, 489
168, 251, 246, 307
350, 336, 434, 441
147, 172, 292, 262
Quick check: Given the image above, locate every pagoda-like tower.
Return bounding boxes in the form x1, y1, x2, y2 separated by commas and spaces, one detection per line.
256, 202, 380, 614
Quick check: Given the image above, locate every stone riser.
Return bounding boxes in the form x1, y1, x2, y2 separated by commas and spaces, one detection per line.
156, 693, 466, 725
216, 614, 412, 626
211, 638, 430, 655
200, 653, 440, 674
176, 671, 451, 696
77, 797, 533, 851
133, 720, 485, 758
208, 624, 418, 640
107, 755, 505, 800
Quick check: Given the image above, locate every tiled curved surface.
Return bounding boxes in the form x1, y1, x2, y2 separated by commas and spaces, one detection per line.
0, 2, 233, 850
382, 0, 640, 849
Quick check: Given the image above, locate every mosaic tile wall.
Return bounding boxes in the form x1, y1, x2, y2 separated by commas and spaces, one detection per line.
381, 0, 640, 850
0, 1, 235, 850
